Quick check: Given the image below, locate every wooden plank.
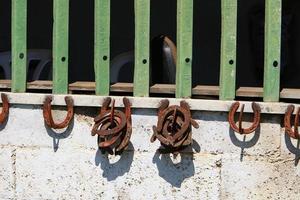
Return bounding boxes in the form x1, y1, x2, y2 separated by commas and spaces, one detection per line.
219, 0, 237, 100
3, 80, 300, 100
69, 82, 95, 91
263, 0, 281, 102
280, 89, 300, 99
0, 80, 12, 88
11, 0, 27, 93
94, 0, 110, 95
53, 0, 69, 94
151, 84, 175, 94
236, 87, 264, 98
27, 81, 52, 90
193, 85, 219, 96
237, 87, 300, 100
111, 83, 133, 93
176, 0, 193, 98
133, 0, 150, 97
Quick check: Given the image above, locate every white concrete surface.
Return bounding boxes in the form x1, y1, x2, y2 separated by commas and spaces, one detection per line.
0, 105, 299, 199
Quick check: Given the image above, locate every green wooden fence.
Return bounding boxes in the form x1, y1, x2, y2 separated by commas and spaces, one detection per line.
9, 0, 282, 102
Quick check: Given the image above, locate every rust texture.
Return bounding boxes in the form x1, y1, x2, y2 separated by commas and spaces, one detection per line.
284, 105, 300, 139
228, 102, 261, 134
151, 100, 199, 154
0, 93, 9, 124
91, 97, 132, 155
43, 96, 74, 129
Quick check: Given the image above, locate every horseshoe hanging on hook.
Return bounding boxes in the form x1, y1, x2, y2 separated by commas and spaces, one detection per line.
228, 102, 261, 134
284, 105, 300, 139
0, 93, 9, 125
43, 96, 74, 129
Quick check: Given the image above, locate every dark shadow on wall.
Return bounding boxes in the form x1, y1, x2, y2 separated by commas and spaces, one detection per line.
229, 126, 260, 162
45, 116, 74, 152
284, 133, 300, 166
94, 142, 134, 181
152, 152, 195, 188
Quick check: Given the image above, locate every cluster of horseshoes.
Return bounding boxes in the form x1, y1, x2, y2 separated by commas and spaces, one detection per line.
0, 93, 299, 155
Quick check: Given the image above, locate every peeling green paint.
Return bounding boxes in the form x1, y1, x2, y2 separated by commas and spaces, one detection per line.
133, 0, 150, 97
219, 0, 237, 100
12, 0, 27, 93
263, 0, 282, 102
53, 0, 69, 94
176, 0, 193, 98
94, 0, 110, 96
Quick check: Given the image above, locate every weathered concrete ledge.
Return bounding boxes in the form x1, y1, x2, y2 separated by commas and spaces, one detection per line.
1, 92, 299, 114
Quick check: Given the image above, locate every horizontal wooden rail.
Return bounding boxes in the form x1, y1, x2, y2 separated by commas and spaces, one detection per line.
1, 80, 300, 100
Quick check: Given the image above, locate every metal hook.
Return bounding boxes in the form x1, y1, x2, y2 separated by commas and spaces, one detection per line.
43, 96, 74, 129
228, 102, 261, 134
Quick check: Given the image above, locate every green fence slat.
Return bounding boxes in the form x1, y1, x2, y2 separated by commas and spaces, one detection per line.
176, 0, 193, 98
219, 0, 237, 100
94, 0, 110, 96
12, 0, 27, 93
263, 0, 282, 102
133, 0, 150, 97
53, 0, 69, 94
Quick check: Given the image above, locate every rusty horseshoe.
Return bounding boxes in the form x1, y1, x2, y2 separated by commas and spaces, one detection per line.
284, 105, 300, 139
0, 93, 9, 125
92, 97, 132, 154
228, 102, 261, 134
43, 96, 74, 129
151, 100, 199, 153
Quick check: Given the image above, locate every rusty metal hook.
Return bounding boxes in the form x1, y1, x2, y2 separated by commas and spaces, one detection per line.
228, 102, 261, 134
0, 93, 9, 124
43, 96, 74, 129
284, 105, 300, 139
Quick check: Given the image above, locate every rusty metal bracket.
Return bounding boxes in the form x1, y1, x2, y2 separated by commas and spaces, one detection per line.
91, 97, 132, 154
0, 93, 9, 125
228, 102, 261, 134
284, 105, 300, 139
151, 100, 199, 153
43, 96, 74, 129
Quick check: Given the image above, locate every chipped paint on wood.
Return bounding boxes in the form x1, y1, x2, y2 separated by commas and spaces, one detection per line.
176, 0, 193, 98
263, 0, 282, 102
219, 0, 237, 100
53, 0, 69, 94
12, 0, 27, 93
133, 0, 150, 97
94, 0, 110, 96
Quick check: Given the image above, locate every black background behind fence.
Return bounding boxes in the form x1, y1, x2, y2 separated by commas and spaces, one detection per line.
0, 0, 300, 89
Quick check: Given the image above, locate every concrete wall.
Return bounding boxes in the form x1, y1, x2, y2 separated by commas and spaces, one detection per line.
0, 105, 300, 199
